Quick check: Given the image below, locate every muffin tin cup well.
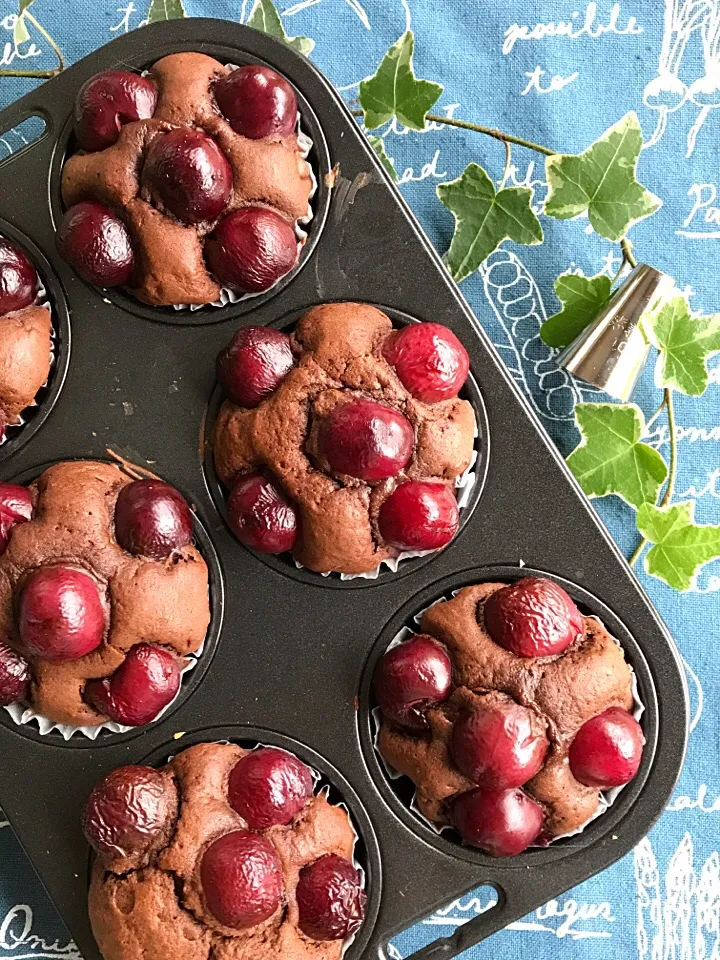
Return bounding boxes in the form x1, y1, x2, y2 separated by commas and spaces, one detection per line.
0, 218, 70, 464
48, 49, 332, 327
0, 457, 224, 746
0, 18, 688, 960
202, 303, 490, 588
362, 567, 649, 859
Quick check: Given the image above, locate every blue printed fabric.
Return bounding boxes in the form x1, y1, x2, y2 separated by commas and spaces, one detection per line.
0, 2, 718, 958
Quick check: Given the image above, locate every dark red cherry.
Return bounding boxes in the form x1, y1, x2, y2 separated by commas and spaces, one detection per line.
57, 201, 134, 287
228, 747, 313, 829
85, 644, 180, 726
82, 765, 175, 859
0, 239, 38, 315
451, 701, 548, 788
374, 634, 452, 732
0, 642, 30, 706
205, 207, 298, 294
483, 577, 584, 658
569, 707, 644, 789
296, 854, 366, 942
114, 480, 193, 560
215, 65, 297, 139
143, 128, 232, 225
216, 326, 294, 408
383, 322, 470, 402
227, 472, 298, 554
378, 481, 459, 551
0, 482, 33, 554
452, 786, 544, 857
74, 70, 157, 152
18, 566, 105, 663
201, 830, 283, 929
321, 399, 414, 482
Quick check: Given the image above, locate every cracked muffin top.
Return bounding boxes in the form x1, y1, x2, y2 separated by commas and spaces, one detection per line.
374, 577, 644, 856
0, 460, 210, 729
212, 302, 477, 575
0, 236, 52, 441
84, 742, 366, 960
58, 53, 312, 306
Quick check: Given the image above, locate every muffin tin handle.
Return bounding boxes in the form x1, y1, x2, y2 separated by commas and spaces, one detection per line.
403, 886, 513, 960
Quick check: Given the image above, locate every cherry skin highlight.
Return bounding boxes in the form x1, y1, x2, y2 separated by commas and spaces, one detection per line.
18, 566, 105, 663
57, 201, 135, 287
228, 746, 313, 829
0, 239, 38, 315
74, 70, 157, 152
383, 322, 470, 402
216, 326, 294, 408
378, 481, 459, 551
143, 128, 232, 225
84, 643, 180, 726
483, 577, 584, 658
569, 707, 644, 788
82, 765, 175, 859
205, 207, 298, 294
114, 479, 193, 560
452, 786, 544, 857
215, 65, 298, 139
0, 642, 30, 706
374, 634, 452, 732
200, 830, 283, 929
321, 399, 414, 483
0, 482, 33, 555
226, 472, 298, 554
296, 853, 366, 942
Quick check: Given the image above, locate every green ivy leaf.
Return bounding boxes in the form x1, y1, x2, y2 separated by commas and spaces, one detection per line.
567, 402, 667, 509
247, 0, 315, 56
13, 13, 30, 45
368, 136, 398, 181
642, 293, 720, 397
18, 0, 35, 12
437, 163, 543, 282
359, 31, 442, 131
147, 0, 186, 21
541, 272, 612, 348
545, 113, 661, 241
637, 501, 720, 591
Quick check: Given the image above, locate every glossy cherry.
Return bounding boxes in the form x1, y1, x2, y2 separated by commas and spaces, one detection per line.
205, 207, 298, 294
483, 577, 584, 658
0, 642, 30, 706
0, 238, 38, 315
226, 472, 298, 554
451, 700, 548, 788
569, 707, 644, 789
296, 853, 366, 942
114, 480, 193, 560
321, 399, 414, 482
378, 481, 459, 551
0, 482, 33, 555
85, 643, 180, 726
215, 65, 298, 139
228, 746, 313, 829
143, 128, 232, 225
18, 566, 105, 663
82, 765, 175, 859
57, 201, 134, 287
383, 322, 470, 402
216, 326, 294, 408
452, 786, 544, 857
74, 70, 157, 152
200, 830, 283, 929
374, 634, 452, 732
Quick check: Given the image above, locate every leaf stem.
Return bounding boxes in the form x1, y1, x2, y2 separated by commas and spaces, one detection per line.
645, 394, 668, 431
628, 538, 648, 567
499, 140, 512, 189
26, 11, 65, 72
660, 388, 677, 508
0, 68, 60, 77
620, 237, 637, 268
425, 113, 557, 156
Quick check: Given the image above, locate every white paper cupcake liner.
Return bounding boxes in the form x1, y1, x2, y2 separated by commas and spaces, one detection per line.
372, 592, 645, 846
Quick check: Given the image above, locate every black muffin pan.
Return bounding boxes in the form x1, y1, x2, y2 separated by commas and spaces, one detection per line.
0, 18, 688, 960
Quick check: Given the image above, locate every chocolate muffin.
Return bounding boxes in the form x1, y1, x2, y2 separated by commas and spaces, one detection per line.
212, 303, 477, 575
58, 54, 313, 306
84, 742, 366, 960
0, 237, 52, 439
0, 460, 210, 729
374, 577, 644, 856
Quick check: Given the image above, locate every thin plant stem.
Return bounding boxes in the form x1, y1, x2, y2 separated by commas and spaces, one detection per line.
499, 139, 512, 189
629, 537, 648, 567
646, 394, 668, 431
0, 11, 64, 78
660, 388, 677, 507
25, 12, 64, 72
621, 237, 637, 268
611, 256, 628, 286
